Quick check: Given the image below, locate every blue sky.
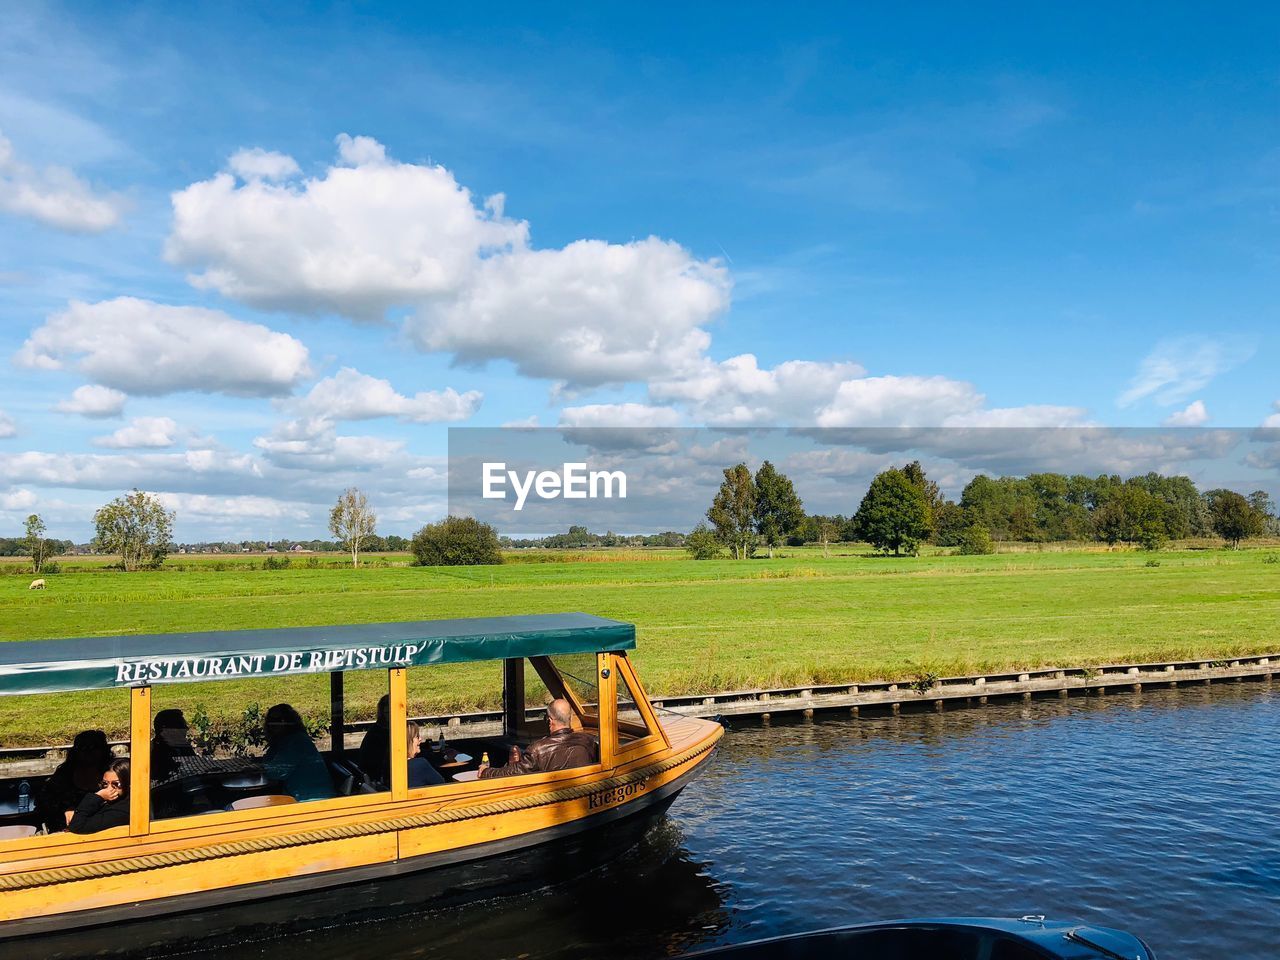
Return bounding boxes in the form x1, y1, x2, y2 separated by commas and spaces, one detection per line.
1, 3, 1277, 539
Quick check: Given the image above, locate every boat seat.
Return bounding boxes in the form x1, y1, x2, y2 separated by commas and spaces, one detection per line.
327, 756, 378, 796
0, 824, 37, 840
228, 795, 296, 810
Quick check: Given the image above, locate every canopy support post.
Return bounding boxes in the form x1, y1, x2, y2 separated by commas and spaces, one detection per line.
502, 658, 524, 738
330, 671, 345, 758
129, 685, 151, 837
389, 667, 408, 800
597, 653, 618, 768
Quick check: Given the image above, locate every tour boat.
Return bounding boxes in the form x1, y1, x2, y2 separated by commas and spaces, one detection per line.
0, 613, 722, 942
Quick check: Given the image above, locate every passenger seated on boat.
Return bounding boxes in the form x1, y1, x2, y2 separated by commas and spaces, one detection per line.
405, 721, 446, 788
68, 759, 130, 834
262, 704, 335, 802
151, 709, 196, 782
36, 729, 114, 832
478, 699, 598, 780
357, 694, 392, 788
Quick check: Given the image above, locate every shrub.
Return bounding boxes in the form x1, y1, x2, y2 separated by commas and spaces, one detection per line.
685, 523, 722, 560
955, 524, 995, 555
909, 671, 940, 694
1137, 521, 1167, 552
261, 555, 291, 570
228, 702, 268, 756
411, 516, 503, 566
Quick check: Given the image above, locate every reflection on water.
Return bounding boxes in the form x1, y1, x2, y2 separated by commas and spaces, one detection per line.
88, 684, 1280, 959
149, 821, 730, 960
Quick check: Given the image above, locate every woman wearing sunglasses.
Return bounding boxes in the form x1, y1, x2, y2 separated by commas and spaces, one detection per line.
68, 759, 130, 835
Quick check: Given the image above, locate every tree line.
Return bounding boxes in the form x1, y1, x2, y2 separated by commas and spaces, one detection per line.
8, 487, 507, 573
694, 461, 1279, 558
501, 526, 686, 549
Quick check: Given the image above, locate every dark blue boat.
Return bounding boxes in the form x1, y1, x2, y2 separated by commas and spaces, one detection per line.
680, 916, 1156, 960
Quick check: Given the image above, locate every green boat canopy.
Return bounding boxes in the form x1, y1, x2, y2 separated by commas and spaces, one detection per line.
0, 613, 635, 696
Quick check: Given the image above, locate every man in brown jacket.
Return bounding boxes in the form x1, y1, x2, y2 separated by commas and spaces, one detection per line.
478, 699, 598, 779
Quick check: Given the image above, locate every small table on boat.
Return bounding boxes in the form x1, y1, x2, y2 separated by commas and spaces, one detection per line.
153, 756, 276, 815
435, 752, 471, 772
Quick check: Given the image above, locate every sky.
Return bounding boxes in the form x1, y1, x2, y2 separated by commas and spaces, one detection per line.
0, 3, 1277, 540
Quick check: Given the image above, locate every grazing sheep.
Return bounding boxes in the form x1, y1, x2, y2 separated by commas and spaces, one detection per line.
28, 578, 46, 590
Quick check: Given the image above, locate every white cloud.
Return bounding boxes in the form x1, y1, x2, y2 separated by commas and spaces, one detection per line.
1163, 400, 1210, 427
167, 134, 528, 321
1263, 402, 1280, 429
650, 354, 865, 424
782, 448, 898, 482
558, 403, 683, 428
941, 405, 1091, 427
0, 449, 264, 493
643, 356, 1089, 429
55, 384, 127, 418
1118, 336, 1253, 408
811, 375, 1089, 429
0, 488, 37, 511
166, 135, 729, 385
335, 133, 386, 166
154, 492, 310, 521
816, 375, 983, 427
93, 416, 179, 449
0, 131, 125, 232
290, 367, 481, 423
228, 147, 301, 182
0, 410, 14, 438
408, 237, 730, 386
252, 417, 406, 472
15, 297, 312, 397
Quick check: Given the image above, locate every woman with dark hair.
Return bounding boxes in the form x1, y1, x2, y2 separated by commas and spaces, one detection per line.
262, 704, 333, 802
357, 693, 392, 788
37, 729, 114, 832
68, 759, 131, 834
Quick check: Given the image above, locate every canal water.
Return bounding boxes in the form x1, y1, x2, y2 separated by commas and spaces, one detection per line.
121, 683, 1278, 960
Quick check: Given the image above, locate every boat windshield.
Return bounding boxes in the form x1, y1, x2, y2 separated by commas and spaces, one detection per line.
616, 668, 653, 743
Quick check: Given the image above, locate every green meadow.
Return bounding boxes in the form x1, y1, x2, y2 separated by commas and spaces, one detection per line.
2, 545, 1278, 743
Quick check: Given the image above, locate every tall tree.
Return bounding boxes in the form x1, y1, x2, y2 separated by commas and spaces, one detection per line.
1247, 490, 1275, 519
753, 461, 804, 559
901, 460, 943, 537
708, 463, 757, 559
329, 487, 377, 567
815, 517, 839, 558
854, 468, 930, 556
1206, 489, 1265, 548
93, 489, 176, 571
23, 514, 49, 574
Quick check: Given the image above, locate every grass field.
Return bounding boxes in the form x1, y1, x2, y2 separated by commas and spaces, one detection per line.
2, 544, 1278, 744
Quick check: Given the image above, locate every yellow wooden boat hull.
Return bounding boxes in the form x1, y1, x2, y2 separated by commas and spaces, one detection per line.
0, 715, 721, 941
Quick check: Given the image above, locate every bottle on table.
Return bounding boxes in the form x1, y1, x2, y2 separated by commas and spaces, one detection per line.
17, 780, 30, 814
480, 751, 490, 766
